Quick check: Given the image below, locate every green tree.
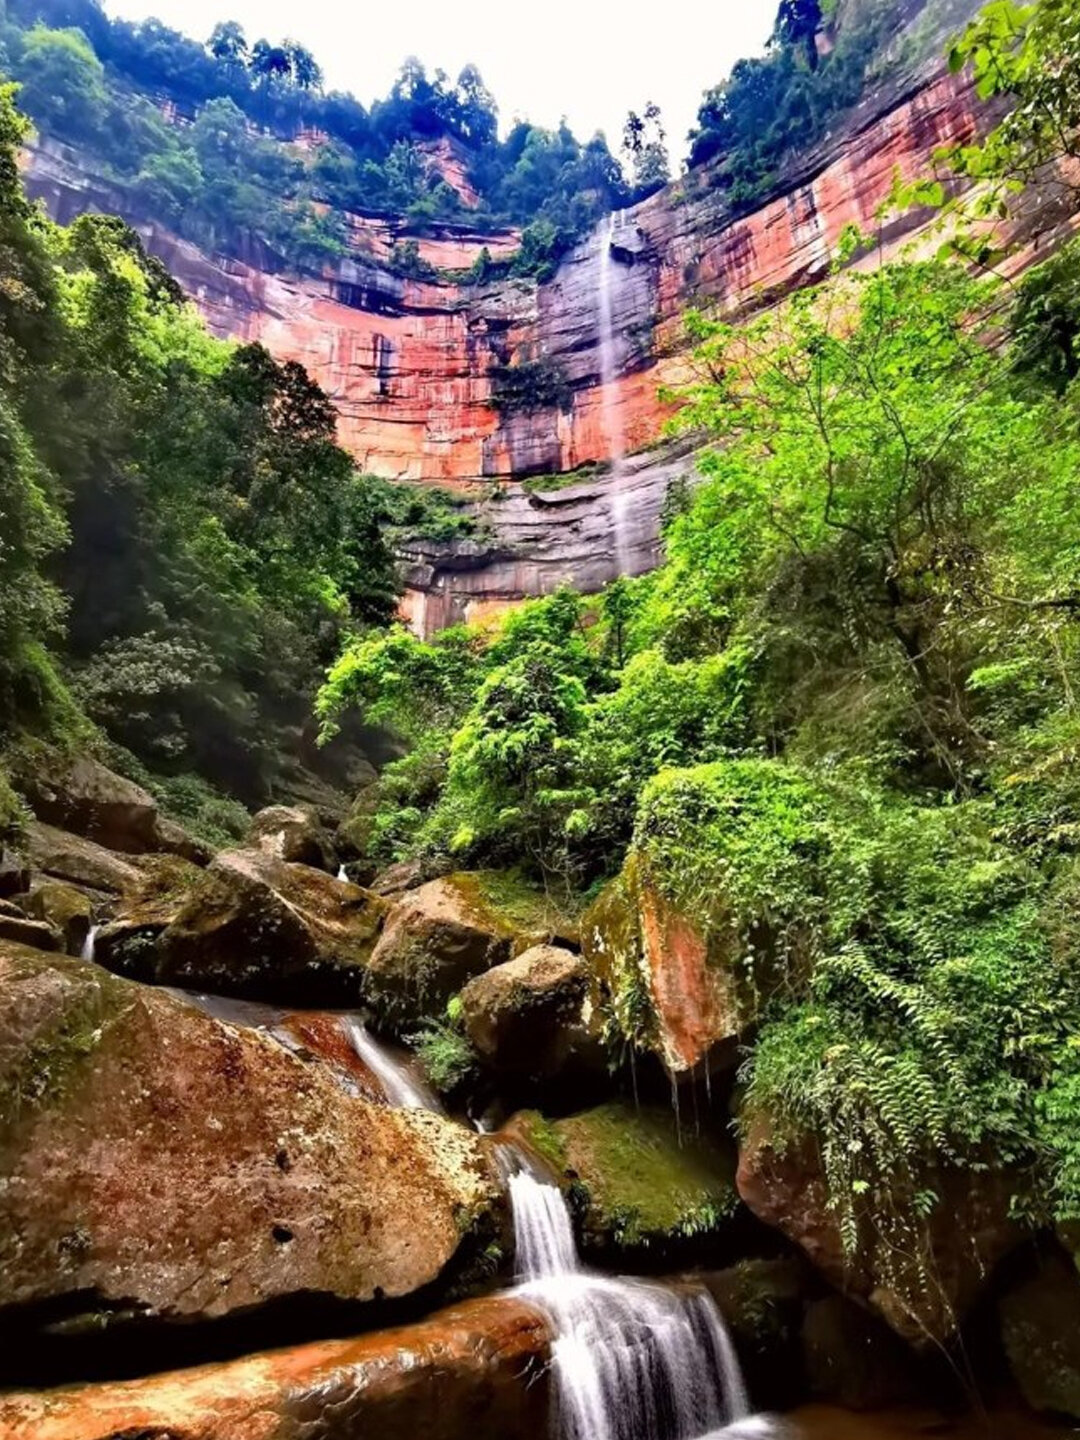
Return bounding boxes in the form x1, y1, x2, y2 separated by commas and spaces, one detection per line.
14, 24, 107, 139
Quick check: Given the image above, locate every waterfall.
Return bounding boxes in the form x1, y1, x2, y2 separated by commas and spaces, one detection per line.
342, 1018, 433, 1110
596, 211, 634, 577
80, 924, 98, 963
337, 864, 349, 882
507, 1156, 767, 1440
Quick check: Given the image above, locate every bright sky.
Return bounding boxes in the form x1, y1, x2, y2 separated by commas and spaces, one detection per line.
102, 0, 776, 166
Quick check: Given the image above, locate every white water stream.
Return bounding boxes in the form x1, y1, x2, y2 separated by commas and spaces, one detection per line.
80, 924, 98, 962
596, 211, 635, 577
325, 1025, 777, 1440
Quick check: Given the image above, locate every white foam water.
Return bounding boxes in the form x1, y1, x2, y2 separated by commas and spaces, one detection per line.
508, 1161, 763, 1440
342, 1017, 433, 1110
336, 864, 349, 882
80, 924, 99, 962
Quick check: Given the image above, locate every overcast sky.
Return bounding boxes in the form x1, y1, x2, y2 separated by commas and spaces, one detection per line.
102, 0, 776, 166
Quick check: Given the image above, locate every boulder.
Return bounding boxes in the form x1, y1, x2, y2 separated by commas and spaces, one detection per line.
150, 848, 389, 1002
154, 815, 214, 866
24, 757, 160, 854
801, 1295, 921, 1410
370, 858, 430, 896
0, 942, 496, 1340
93, 854, 204, 979
582, 851, 754, 1075
699, 1258, 809, 1410
0, 1295, 551, 1440
364, 875, 520, 1025
999, 1248, 1080, 1419
335, 784, 382, 861
0, 912, 61, 952
460, 945, 598, 1080
21, 882, 93, 955
246, 805, 337, 872
507, 1102, 741, 1261
23, 822, 142, 895
735, 1115, 1021, 1345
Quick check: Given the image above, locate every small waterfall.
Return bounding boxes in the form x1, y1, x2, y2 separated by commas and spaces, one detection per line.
80, 924, 98, 963
337, 864, 349, 882
342, 1018, 433, 1110
507, 1157, 763, 1440
596, 211, 634, 578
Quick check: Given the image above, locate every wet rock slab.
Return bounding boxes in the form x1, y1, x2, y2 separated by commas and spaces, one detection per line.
0, 1295, 552, 1440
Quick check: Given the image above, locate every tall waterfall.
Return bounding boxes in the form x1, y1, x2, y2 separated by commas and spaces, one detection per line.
596, 211, 634, 576
508, 1157, 766, 1440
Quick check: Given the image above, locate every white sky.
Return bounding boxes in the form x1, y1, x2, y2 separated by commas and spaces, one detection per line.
102, 0, 776, 167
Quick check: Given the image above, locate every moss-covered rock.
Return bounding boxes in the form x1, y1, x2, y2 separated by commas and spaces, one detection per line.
21, 881, 94, 955
460, 945, 600, 1081
583, 760, 857, 1074
246, 804, 337, 873
146, 848, 389, 1004
365, 873, 577, 1030
508, 1102, 741, 1262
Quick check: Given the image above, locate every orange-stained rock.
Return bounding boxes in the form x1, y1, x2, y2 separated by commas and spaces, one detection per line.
23, 68, 1080, 624
0, 943, 496, 1338
0, 1294, 552, 1440
581, 853, 747, 1074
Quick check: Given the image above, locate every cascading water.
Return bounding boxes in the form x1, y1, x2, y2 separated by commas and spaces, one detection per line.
80, 924, 98, 963
342, 1017, 433, 1110
596, 211, 634, 577
507, 1154, 768, 1440
336, 863, 349, 882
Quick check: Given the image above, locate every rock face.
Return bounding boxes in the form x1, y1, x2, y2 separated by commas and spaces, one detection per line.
735, 1117, 1020, 1346
0, 942, 495, 1337
582, 851, 752, 1075
460, 944, 596, 1080
149, 848, 388, 1002
0, 1295, 551, 1440
508, 1102, 740, 1261
20, 757, 160, 854
999, 1248, 1080, 1420
20, 883, 93, 955
26, 66, 1065, 628
22, 822, 142, 895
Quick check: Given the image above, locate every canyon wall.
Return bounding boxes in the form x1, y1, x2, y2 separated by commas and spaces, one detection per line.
22, 65, 1077, 628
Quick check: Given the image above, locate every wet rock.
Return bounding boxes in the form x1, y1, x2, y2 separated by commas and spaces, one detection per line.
246, 804, 337, 872
23, 757, 160, 854
802, 1295, 922, 1410
735, 1115, 1020, 1345
507, 1102, 741, 1262
0, 942, 496, 1337
0, 912, 61, 952
0, 1294, 552, 1440
93, 854, 203, 978
23, 822, 141, 895
999, 1248, 1080, 1419
460, 944, 598, 1080
21, 882, 93, 955
582, 851, 755, 1074
152, 847, 388, 1002
700, 1258, 809, 1410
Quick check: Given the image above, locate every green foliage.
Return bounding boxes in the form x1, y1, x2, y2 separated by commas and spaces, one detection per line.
410, 1012, 479, 1094
13, 24, 107, 139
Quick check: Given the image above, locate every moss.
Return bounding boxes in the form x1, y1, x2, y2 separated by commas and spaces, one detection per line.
0, 946, 133, 1138
515, 1102, 740, 1255
459, 869, 582, 948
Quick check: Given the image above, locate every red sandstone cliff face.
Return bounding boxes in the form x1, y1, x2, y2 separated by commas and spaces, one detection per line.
21, 67, 1078, 624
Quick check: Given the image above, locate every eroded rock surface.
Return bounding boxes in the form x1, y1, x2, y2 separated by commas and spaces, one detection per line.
460, 944, 597, 1080
0, 942, 495, 1336
0, 1294, 551, 1440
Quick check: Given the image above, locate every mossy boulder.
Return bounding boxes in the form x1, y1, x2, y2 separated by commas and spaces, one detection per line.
21, 882, 94, 955
22, 756, 161, 854
0, 941, 497, 1343
146, 848, 389, 1004
246, 804, 338, 873
93, 854, 205, 978
999, 1248, 1080, 1419
460, 945, 600, 1081
24, 822, 142, 895
508, 1102, 741, 1262
583, 761, 855, 1074
0, 909, 61, 952
365, 873, 576, 1029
